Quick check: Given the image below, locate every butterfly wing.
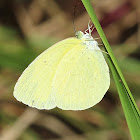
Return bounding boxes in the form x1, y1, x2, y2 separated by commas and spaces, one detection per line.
53, 41, 110, 110
14, 37, 81, 109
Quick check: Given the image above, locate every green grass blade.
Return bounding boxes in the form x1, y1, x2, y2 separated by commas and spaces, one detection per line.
81, 0, 140, 139
108, 57, 140, 140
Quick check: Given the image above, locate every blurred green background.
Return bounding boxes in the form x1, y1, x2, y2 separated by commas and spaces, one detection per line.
0, 0, 139, 140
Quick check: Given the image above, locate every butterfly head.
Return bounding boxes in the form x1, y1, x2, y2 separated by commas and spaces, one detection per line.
75, 31, 94, 41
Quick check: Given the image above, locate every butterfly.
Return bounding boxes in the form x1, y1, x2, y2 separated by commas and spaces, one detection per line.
13, 23, 110, 110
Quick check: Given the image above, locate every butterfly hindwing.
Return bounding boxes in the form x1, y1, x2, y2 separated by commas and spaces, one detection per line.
53, 43, 110, 110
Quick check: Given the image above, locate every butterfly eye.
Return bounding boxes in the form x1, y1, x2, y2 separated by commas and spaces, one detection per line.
75, 31, 84, 39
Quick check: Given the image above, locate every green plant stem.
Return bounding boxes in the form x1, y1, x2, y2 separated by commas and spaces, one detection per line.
80, 1, 138, 113
81, 0, 140, 139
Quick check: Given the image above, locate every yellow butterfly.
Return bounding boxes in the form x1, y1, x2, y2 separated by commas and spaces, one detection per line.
14, 24, 110, 110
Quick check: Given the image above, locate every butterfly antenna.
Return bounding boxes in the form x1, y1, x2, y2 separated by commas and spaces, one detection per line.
73, 5, 77, 34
